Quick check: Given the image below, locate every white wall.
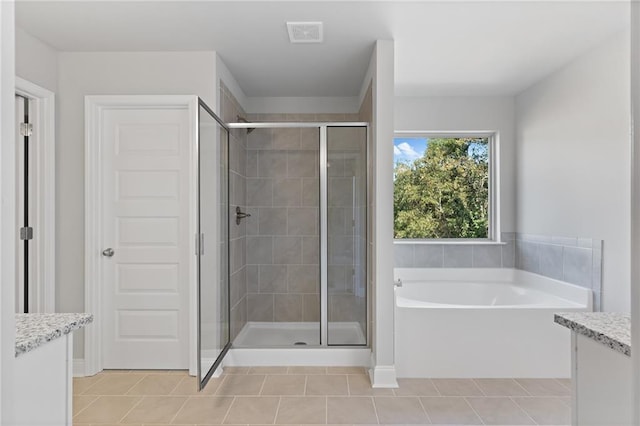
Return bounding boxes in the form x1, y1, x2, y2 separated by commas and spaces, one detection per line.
15, 27, 57, 93
1, 1, 16, 422
394, 96, 517, 233
57, 51, 217, 359
516, 32, 630, 313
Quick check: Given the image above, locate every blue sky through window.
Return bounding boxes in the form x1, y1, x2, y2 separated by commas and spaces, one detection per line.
393, 137, 428, 166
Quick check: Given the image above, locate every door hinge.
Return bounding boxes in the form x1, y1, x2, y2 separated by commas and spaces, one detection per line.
195, 233, 205, 255
19, 227, 33, 241
19, 123, 33, 137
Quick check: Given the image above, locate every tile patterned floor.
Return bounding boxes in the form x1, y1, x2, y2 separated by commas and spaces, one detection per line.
73, 367, 572, 426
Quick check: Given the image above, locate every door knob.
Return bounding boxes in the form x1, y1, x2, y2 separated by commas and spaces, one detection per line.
102, 248, 115, 257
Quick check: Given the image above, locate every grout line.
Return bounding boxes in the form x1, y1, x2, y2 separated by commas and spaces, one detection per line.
167, 395, 190, 425
416, 395, 433, 424
116, 395, 144, 424
464, 396, 487, 425
325, 393, 328, 425
77, 372, 108, 395
258, 374, 268, 395
472, 378, 487, 396
220, 395, 236, 425
304, 374, 308, 395
70, 394, 99, 420
272, 396, 282, 425
510, 395, 539, 425
123, 372, 149, 396
514, 379, 533, 396
370, 396, 380, 424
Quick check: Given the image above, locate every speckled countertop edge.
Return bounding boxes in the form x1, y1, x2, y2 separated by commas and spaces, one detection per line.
555, 312, 630, 356
15, 313, 93, 357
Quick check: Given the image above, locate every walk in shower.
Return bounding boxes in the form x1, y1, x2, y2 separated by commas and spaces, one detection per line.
196, 102, 368, 388
228, 122, 368, 348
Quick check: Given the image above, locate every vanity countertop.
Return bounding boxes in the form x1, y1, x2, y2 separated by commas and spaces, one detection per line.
15, 313, 93, 357
555, 312, 630, 356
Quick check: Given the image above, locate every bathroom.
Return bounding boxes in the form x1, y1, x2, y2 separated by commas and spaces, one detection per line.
0, 1, 638, 425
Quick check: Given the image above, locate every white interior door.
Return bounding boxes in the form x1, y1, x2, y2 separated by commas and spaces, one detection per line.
101, 107, 190, 369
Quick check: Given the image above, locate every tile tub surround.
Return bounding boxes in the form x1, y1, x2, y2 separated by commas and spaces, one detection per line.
15, 312, 93, 356
515, 233, 603, 311
394, 232, 516, 269
72, 368, 572, 425
554, 312, 630, 356
394, 232, 603, 311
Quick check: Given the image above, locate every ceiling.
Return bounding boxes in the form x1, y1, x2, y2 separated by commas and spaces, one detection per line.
15, 1, 630, 97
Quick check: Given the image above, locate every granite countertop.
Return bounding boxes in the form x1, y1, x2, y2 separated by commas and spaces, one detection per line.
15, 313, 93, 357
555, 312, 630, 356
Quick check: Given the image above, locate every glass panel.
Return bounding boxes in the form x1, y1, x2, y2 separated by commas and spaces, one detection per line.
327, 126, 367, 345
232, 126, 321, 347
198, 101, 230, 388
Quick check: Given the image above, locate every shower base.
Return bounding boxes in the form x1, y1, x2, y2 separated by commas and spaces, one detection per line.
233, 321, 366, 347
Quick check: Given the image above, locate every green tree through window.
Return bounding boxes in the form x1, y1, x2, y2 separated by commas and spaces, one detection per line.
393, 137, 490, 239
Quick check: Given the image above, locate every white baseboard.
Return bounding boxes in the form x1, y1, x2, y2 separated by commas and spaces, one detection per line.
73, 359, 87, 377
369, 364, 398, 388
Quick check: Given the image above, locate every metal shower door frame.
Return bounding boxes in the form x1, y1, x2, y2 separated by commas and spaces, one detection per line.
227, 121, 368, 347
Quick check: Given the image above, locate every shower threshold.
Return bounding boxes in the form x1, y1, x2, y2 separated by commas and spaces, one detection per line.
233, 321, 366, 347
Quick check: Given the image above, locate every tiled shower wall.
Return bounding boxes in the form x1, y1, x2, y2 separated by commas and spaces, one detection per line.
222, 82, 249, 340
244, 126, 321, 324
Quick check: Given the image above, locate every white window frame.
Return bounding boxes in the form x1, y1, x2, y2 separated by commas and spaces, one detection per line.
393, 131, 500, 244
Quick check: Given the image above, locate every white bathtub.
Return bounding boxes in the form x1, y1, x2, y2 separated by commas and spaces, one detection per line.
394, 268, 592, 378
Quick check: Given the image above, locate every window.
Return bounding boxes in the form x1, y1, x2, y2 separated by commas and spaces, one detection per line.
393, 133, 496, 240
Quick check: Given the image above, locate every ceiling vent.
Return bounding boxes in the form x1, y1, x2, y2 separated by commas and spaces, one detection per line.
287, 22, 323, 43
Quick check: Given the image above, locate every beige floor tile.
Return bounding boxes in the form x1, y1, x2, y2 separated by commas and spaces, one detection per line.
288, 366, 327, 374
120, 396, 188, 423
431, 379, 484, 397
327, 397, 378, 424
420, 396, 482, 425
171, 375, 223, 396
557, 378, 572, 389
515, 379, 571, 396
373, 396, 429, 424
73, 375, 105, 394
73, 395, 141, 423
73, 395, 99, 416
262, 374, 306, 395
560, 396, 572, 407
466, 397, 535, 425
249, 366, 289, 374
217, 374, 266, 395
223, 396, 280, 424
83, 373, 147, 395
276, 396, 327, 424
172, 396, 234, 424
394, 378, 439, 396
223, 367, 251, 374
473, 379, 529, 396
327, 367, 366, 375
348, 375, 394, 396
513, 397, 571, 425
126, 373, 184, 395
306, 375, 348, 395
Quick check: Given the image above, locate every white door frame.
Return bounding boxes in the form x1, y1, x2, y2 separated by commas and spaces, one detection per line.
15, 77, 55, 313
84, 95, 199, 376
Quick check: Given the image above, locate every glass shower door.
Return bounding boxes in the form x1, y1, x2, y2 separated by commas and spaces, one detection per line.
326, 126, 367, 345
198, 100, 231, 389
